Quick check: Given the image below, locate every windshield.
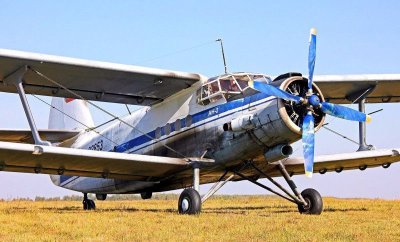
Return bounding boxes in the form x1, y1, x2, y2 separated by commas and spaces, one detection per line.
197, 73, 271, 105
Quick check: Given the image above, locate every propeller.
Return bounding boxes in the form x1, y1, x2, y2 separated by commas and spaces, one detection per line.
251, 28, 371, 177
252, 81, 302, 103
302, 111, 315, 178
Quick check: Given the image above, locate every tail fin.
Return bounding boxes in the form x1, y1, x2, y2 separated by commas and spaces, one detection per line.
48, 97, 94, 130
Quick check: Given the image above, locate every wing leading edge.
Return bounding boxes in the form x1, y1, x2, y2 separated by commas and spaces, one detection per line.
0, 49, 204, 105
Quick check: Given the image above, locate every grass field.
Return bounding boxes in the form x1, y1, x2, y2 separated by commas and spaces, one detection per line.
0, 195, 399, 241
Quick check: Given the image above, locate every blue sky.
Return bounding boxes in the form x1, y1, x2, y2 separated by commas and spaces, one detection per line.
0, 1, 399, 199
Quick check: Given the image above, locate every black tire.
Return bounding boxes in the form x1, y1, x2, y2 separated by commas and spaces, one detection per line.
83, 200, 89, 210
83, 199, 96, 210
96, 194, 107, 201
298, 188, 323, 215
141, 191, 152, 200
88, 200, 96, 210
178, 188, 201, 215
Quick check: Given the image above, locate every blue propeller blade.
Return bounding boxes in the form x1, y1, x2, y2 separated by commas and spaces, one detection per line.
252, 81, 302, 103
320, 102, 371, 123
302, 111, 315, 178
308, 28, 317, 91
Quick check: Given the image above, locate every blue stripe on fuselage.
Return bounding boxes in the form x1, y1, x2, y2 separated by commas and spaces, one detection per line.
114, 92, 272, 153
59, 93, 274, 186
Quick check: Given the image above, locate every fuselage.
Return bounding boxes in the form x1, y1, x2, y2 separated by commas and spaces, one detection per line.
52, 73, 320, 194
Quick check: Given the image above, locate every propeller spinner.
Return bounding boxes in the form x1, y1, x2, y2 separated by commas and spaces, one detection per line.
252, 28, 371, 177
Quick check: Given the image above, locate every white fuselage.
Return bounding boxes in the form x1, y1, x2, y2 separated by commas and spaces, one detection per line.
53, 78, 301, 194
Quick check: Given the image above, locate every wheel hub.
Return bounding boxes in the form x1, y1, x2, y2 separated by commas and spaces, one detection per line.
302, 197, 311, 211
181, 198, 190, 212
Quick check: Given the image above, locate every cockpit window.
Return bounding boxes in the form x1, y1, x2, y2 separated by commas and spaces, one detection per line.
234, 75, 252, 89
219, 76, 241, 100
220, 77, 240, 92
250, 74, 270, 83
197, 73, 271, 105
197, 79, 223, 105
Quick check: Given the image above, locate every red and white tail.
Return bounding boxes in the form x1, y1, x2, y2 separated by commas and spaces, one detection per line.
48, 97, 94, 130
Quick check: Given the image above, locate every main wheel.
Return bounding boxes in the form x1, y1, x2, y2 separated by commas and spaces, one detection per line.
96, 194, 107, 201
83, 199, 96, 210
141, 191, 152, 200
83, 199, 89, 210
88, 200, 96, 210
178, 188, 201, 215
298, 188, 323, 215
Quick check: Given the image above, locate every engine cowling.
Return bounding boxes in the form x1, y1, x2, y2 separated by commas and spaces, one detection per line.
213, 74, 326, 165
230, 114, 255, 132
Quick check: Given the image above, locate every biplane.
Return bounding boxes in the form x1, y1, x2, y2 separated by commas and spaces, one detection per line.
0, 29, 399, 214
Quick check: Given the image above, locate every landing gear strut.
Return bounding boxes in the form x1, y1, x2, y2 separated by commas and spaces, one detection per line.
178, 163, 201, 214
231, 161, 323, 215
83, 193, 96, 210
177, 160, 323, 215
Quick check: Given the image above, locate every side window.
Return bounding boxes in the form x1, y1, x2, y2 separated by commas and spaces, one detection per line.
174, 119, 181, 131
205, 81, 220, 97
155, 127, 161, 139
197, 80, 223, 105
186, 115, 192, 127
164, 123, 171, 136
197, 88, 211, 105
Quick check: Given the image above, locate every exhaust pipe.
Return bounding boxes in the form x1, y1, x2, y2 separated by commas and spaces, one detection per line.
264, 144, 293, 163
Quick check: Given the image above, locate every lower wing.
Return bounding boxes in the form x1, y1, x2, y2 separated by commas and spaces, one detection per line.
0, 141, 212, 180
0, 139, 398, 182
270, 149, 400, 176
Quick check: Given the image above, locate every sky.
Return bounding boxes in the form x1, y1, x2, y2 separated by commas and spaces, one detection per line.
0, 1, 399, 199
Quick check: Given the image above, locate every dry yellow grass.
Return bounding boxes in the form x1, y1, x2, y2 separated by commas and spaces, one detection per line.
0, 196, 399, 241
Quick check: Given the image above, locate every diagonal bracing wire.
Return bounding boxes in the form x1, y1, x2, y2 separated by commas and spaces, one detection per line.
322, 88, 376, 144
28, 66, 190, 161
321, 124, 359, 145
31, 94, 119, 146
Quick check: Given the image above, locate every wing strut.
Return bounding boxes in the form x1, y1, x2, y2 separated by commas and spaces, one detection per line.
357, 99, 375, 151
346, 86, 376, 151
3, 66, 51, 146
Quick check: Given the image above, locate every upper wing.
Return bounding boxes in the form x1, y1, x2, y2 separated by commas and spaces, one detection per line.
314, 74, 400, 104
0, 129, 80, 144
269, 148, 400, 176
0, 49, 204, 105
0, 141, 212, 180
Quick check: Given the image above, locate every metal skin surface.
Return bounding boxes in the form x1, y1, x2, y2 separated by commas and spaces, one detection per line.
52, 76, 306, 194
1, 46, 400, 206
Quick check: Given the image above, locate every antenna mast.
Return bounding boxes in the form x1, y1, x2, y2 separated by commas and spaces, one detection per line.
216, 39, 228, 74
